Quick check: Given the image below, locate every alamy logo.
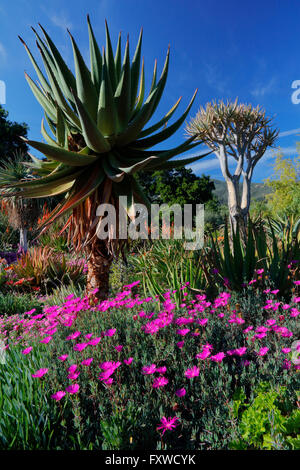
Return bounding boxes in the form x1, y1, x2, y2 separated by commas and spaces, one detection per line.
0, 80, 5, 105
96, 197, 205, 251
291, 340, 300, 365
0, 340, 6, 365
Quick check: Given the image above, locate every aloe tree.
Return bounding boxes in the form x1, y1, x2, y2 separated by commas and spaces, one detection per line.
2, 17, 208, 299
186, 100, 278, 235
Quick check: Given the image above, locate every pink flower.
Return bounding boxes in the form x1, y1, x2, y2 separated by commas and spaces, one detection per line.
81, 358, 93, 366
152, 376, 169, 388
281, 348, 291, 354
58, 354, 68, 361
73, 342, 88, 352
22, 346, 32, 355
124, 357, 133, 365
88, 337, 101, 346
196, 349, 211, 360
65, 384, 80, 394
176, 328, 190, 336
66, 331, 81, 341
257, 347, 269, 357
32, 368, 48, 378
184, 366, 199, 379
176, 341, 185, 349
51, 391, 66, 401
67, 364, 78, 373
156, 366, 167, 374
39, 336, 52, 344
175, 388, 186, 397
210, 352, 226, 363
104, 329, 116, 337
68, 371, 80, 380
142, 364, 156, 375
197, 318, 208, 326
115, 345, 123, 352
157, 416, 179, 435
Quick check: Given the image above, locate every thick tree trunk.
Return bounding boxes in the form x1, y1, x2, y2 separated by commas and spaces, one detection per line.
227, 178, 241, 235
19, 227, 28, 253
86, 239, 113, 302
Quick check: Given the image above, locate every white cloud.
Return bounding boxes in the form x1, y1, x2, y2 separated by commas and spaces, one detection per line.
50, 13, 73, 31
204, 62, 228, 94
250, 77, 277, 97
279, 128, 300, 138
186, 145, 297, 175
0, 42, 7, 61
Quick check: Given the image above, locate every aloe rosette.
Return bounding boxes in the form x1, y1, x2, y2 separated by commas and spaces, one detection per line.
5, 17, 208, 298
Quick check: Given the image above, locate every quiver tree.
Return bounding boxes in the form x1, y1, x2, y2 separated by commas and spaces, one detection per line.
186, 100, 278, 234
0, 17, 209, 300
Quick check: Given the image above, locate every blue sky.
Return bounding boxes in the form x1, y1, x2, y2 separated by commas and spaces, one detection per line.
1, 0, 300, 182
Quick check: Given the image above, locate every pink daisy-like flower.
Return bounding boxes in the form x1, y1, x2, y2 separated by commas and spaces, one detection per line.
176, 341, 185, 349
88, 337, 101, 346
124, 357, 133, 365
66, 331, 81, 341
39, 336, 52, 344
65, 384, 80, 394
104, 329, 116, 337
51, 391, 66, 401
115, 345, 123, 352
73, 342, 88, 352
156, 366, 167, 374
32, 368, 48, 378
176, 328, 190, 336
141, 364, 156, 375
58, 354, 68, 361
184, 366, 199, 379
175, 388, 186, 397
257, 347, 269, 357
68, 371, 80, 380
67, 364, 78, 373
157, 416, 179, 435
152, 376, 169, 388
210, 352, 226, 363
22, 346, 33, 355
281, 348, 291, 354
81, 358, 93, 366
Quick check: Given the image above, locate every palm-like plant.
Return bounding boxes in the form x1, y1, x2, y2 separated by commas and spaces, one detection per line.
3, 17, 208, 299
0, 152, 40, 252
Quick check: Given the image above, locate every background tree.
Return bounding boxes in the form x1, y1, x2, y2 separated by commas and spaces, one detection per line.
265, 149, 300, 219
137, 168, 215, 206
0, 152, 40, 252
186, 100, 278, 234
0, 106, 28, 162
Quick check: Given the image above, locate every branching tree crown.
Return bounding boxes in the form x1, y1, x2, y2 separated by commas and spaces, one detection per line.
186, 99, 278, 232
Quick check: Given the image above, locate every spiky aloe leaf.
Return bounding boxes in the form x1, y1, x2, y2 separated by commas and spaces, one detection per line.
71, 90, 111, 153
24, 73, 56, 121
38, 24, 76, 105
87, 14, 102, 92
97, 57, 118, 137
21, 138, 98, 167
68, 30, 98, 121
114, 38, 131, 131
130, 28, 143, 110
105, 20, 117, 93
134, 89, 197, 149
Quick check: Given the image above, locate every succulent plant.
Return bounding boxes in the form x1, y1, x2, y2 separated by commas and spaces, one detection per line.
4, 17, 208, 298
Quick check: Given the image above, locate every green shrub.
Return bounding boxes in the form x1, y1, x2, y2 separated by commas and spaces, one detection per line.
0, 293, 42, 315
230, 383, 300, 450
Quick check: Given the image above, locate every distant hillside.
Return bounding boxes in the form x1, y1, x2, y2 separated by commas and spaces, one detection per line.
212, 179, 272, 205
